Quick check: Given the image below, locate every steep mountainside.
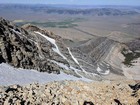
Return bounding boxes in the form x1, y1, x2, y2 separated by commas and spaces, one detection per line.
0, 17, 140, 81
0, 18, 62, 73
72, 36, 140, 80
71, 37, 125, 80
0, 18, 99, 80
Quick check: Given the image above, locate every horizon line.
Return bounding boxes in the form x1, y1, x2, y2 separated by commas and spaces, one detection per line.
0, 3, 140, 6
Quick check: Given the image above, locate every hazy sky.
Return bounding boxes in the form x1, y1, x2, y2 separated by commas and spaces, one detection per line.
0, 0, 140, 6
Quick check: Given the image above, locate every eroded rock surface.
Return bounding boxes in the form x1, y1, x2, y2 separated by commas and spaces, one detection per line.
0, 80, 140, 105
0, 17, 68, 74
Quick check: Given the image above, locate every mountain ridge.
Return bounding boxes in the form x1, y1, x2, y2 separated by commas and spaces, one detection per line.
0, 17, 140, 81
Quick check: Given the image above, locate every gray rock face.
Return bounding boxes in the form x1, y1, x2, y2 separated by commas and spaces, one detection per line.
71, 37, 120, 75
75, 37, 115, 64
0, 17, 68, 73
126, 38, 140, 51
0, 17, 125, 80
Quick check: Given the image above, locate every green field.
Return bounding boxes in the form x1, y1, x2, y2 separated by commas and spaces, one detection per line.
15, 18, 86, 28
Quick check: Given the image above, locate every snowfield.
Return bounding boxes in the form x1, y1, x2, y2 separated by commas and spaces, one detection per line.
0, 63, 91, 86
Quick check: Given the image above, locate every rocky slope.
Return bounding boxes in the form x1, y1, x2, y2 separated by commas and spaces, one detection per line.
0, 80, 140, 105
72, 36, 140, 80
71, 37, 124, 80
0, 17, 140, 81
0, 17, 101, 80
0, 17, 140, 105
0, 17, 82, 75
0, 17, 63, 73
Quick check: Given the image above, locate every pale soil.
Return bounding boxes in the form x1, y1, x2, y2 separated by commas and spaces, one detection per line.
122, 58, 140, 80
46, 15, 140, 43
77, 16, 140, 38
104, 43, 140, 81
104, 43, 124, 71
45, 27, 93, 41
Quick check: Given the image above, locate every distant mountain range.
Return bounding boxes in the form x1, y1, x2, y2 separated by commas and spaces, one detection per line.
0, 4, 139, 16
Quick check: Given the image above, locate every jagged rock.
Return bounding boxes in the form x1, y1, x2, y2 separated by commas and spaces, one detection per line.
0, 80, 139, 105
129, 83, 140, 91
22, 24, 41, 32
0, 17, 69, 74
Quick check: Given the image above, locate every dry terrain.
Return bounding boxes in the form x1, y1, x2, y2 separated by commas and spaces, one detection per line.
46, 15, 140, 43
0, 80, 140, 105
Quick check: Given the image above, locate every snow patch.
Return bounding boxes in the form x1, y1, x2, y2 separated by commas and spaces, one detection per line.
11, 29, 21, 35
67, 47, 79, 65
97, 66, 110, 75
11, 28, 36, 43
50, 60, 83, 77
50, 60, 69, 70
50, 60, 94, 81
67, 47, 86, 72
35, 31, 67, 60
0, 63, 92, 86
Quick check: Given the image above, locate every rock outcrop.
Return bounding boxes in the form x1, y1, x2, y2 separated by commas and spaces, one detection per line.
71, 37, 125, 79
0, 18, 99, 80
72, 35, 140, 80
0, 80, 140, 105
0, 17, 66, 73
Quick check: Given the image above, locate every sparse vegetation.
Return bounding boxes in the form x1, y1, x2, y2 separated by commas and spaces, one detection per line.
15, 18, 82, 28
122, 48, 140, 66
